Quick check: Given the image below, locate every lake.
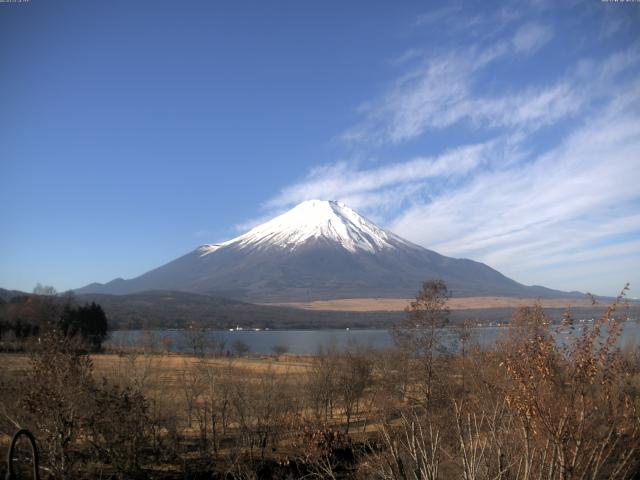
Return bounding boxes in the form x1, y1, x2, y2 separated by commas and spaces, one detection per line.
107, 320, 640, 355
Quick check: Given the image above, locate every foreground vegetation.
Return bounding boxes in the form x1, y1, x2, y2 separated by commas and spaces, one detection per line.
1, 283, 639, 479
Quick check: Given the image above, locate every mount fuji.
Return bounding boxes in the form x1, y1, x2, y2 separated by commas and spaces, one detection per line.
77, 200, 575, 302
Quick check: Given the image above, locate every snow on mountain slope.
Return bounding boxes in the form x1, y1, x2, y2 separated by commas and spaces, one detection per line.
76, 200, 579, 302
200, 200, 413, 255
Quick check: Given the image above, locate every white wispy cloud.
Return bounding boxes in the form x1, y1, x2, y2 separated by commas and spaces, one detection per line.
512, 22, 553, 53
414, 5, 463, 27
248, 7, 640, 295
342, 21, 570, 145
387, 85, 640, 292
414, 4, 523, 41
266, 142, 494, 210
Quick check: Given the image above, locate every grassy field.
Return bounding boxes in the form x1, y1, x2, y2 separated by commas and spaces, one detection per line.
0, 351, 313, 392
0, 349, 375, 477
267, 295, 602, 311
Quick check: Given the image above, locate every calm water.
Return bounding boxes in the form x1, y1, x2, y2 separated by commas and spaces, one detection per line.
107, 321, 640, 355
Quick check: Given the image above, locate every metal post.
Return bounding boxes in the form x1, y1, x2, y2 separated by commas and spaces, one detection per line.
5, 429, 39, 480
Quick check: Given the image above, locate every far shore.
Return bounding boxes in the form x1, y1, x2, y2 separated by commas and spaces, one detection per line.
262, 296, 605, 312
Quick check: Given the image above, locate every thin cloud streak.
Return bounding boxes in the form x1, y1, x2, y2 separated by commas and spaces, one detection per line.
248, 8, 640, 295
266, 142, 494, 210
513, 22, 553, 53
388, 88, 640, 292
344, 30, 639, 146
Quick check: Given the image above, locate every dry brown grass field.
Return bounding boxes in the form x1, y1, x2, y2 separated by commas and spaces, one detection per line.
0, 352, 313, 381
0, 348, 379, 477
267, 296, 599, 311
0, 351, 316, 444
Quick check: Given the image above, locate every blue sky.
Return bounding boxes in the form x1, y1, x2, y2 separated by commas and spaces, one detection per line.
1, 0, 639, 297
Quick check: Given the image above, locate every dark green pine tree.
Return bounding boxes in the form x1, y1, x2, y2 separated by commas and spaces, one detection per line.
58, 302, 108, 351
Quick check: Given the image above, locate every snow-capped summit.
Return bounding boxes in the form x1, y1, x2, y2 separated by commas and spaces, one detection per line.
201, 200, 410, 255
77, 200, 574, 302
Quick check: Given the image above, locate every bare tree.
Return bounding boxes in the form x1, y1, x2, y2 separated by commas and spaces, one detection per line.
32, 283, 57, 296
393, 279, 450, 408
337, 343, 373, 434
271, 344, 289, 358
306, 344, 339, 422
495, 287, 640, 480
452, 319, 475, 394
366, 408, 441, 480
210, 332, 226, 357
20, 331, 94, 479
252, 368, 292, 460
88, 380, 150, 479
178, 362, 204, 428
182, 326, 207, 356
232, 339, 250, 357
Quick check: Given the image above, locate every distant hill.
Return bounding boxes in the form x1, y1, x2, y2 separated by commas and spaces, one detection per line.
0, 287, 28, 302
76, 290, 404, 330
77, 200, 582, 302
77, 289, 637, 331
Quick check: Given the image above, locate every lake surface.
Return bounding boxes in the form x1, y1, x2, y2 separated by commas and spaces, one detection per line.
107, 321, 640, 355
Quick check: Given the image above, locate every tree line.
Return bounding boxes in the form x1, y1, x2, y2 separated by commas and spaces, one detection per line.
0, 285, 108, 352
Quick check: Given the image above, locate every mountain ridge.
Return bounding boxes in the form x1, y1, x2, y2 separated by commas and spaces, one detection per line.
76, 200, 582, 301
